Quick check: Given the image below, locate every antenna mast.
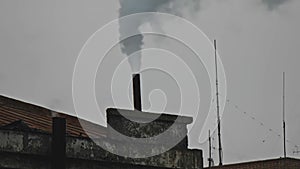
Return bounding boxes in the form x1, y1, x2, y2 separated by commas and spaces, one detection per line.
214, 40, 223, 165
208, 130, 214, 168
283, 72, 287, 158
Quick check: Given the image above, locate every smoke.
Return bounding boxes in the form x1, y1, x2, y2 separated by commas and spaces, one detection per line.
262, 0, 289, 10
119, 0, 201, 73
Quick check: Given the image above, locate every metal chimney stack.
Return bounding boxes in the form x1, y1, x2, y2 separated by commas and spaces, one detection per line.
52, 117, 66, 169
132, 74, 142, 111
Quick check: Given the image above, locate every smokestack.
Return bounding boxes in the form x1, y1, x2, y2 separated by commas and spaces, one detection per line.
132, 74, 142, 111
52, 117, 66, 169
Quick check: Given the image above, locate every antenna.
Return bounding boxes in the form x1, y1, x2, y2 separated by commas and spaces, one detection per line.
208, 130, 214, 168
214, 40, 223, 165
282, 72, 287, 158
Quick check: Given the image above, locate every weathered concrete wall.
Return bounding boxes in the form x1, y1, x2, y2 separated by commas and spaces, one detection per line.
107, 108, 192, 150
0, 129, 203, 169
67, 136, 202, 169
0, 130, 51, 155
0, 152, 50, 169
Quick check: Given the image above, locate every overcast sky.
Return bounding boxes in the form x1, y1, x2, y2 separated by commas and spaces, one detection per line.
0, 0, 300, 167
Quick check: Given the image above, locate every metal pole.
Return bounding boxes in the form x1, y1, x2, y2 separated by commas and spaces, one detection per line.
283, 72, 286, 158
208, 130, 212, 168
214, 40, 223, 166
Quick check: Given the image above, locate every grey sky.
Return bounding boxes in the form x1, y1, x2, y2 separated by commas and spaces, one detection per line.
262, 0, 289, 10
0, 0, 299, 167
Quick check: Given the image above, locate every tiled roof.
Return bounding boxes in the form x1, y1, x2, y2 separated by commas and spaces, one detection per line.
206, 157, 300, 169
0, 95, 106, 138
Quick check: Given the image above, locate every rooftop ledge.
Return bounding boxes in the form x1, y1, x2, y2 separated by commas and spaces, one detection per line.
106, 108, 193, 124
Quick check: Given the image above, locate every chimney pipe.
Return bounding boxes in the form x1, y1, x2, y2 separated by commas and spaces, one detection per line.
52, 117, 66, 169
132, 74, 142, 111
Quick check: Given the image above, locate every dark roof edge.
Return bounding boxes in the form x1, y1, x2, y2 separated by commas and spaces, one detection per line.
107, 108, 193, 124
208, 157, 300, 168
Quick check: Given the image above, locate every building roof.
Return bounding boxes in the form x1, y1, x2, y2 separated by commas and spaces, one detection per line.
206, 157, 300, 169
0, 95, 106, 138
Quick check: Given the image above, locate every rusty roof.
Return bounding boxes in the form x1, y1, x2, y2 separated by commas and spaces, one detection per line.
0, 95, 106, 138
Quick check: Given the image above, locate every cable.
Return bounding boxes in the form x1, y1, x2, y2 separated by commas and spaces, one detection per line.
226, 98, 300, 155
